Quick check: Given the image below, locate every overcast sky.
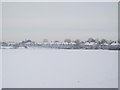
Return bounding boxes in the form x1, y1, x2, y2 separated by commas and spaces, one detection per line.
2, 2, 118, 42
0, 3, 2, 42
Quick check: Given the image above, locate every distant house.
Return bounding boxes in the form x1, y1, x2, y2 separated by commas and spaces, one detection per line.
84, 42, 94, 49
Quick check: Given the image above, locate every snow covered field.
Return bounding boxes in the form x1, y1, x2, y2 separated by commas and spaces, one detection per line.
2, 49, 118, 88
0, 50, 2, 89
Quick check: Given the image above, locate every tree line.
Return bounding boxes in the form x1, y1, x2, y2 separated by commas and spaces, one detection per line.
0, 38, 120, 50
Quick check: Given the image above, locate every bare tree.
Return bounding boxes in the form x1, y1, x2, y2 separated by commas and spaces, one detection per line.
43, 39, 48, 43
101, 39, 107, 44
74, 39, 80, 45
2, 42, 8, 46
74, 39, 81, 49
13, 44, 19, 49
118, 39, 120, 44
107, 40, 114, 45
87, 38, 95, 43
54, 40, 59, 43
94, 38, 99, 44
64, 39, 71, 43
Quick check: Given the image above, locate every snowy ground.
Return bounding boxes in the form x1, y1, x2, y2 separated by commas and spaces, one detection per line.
0, 50, 2, 89
2, 49, 118, 88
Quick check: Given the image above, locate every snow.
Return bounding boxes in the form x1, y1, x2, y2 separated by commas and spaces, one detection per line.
1, 46, 13, 49
111, 43, 119, 45
2, 49, 118, 88
0, 50, 2, 89
84, 42, 95, 45
103, 43, 109, 45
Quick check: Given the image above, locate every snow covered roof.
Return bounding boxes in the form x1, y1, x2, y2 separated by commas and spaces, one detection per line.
84, 42, 94, 45
37, 42, 42, 44
62, 42, 69, 44
70, 42, 76, 44
103, 43, 109, 45
42, 42, 49, 44
111, 43, 118, 45
54, 42, 62, 44
25, 42, 31, 44
1, 46, 13, 49
50, 42, 55, 44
